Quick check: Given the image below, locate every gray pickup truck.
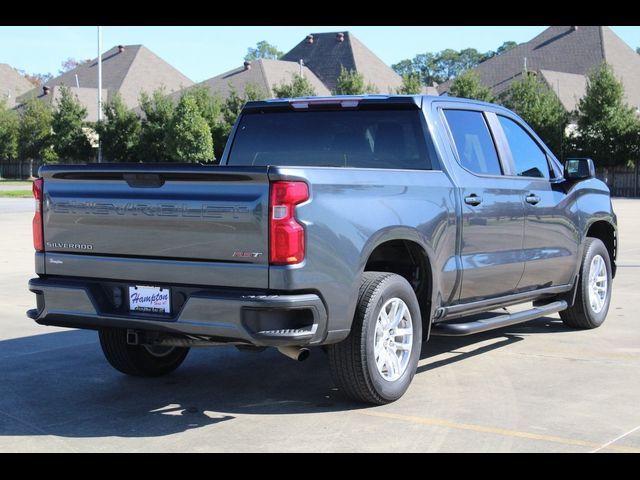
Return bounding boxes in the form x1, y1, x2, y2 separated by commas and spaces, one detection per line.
28, 95, 617, 404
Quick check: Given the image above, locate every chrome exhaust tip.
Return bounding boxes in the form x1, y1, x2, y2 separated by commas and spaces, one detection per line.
277, 346, 310, 362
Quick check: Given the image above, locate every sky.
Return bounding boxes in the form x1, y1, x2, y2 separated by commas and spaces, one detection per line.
1, 26, 639, 83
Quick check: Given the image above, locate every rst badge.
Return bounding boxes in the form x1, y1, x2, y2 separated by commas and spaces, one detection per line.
232, 251, 263, 258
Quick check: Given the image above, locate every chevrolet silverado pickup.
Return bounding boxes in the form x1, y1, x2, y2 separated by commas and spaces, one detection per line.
27, 95, 617, 404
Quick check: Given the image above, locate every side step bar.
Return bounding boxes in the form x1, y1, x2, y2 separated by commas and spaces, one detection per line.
431, 300, 567, 336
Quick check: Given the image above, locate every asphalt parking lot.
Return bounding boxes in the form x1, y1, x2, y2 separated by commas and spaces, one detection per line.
1, 197, 639, 452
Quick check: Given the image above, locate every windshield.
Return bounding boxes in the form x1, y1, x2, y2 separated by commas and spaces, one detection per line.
227, 109, 434, 170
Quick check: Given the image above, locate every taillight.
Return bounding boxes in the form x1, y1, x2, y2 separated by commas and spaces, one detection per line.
269, 181, 309, 265
32, 178, 44, 252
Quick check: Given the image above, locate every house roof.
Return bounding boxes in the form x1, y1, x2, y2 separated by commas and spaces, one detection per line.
538, 70, 587, 112
0, 63, 34, 108
281, 31, 402, 94
172, 58, 330, 102
29, 45, 193, 110
15, 86, 109, 122
438, 26, 640, 111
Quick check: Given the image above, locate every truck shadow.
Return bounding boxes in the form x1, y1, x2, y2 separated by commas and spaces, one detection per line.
419, 315, 572, 373
0, 316, 571, 439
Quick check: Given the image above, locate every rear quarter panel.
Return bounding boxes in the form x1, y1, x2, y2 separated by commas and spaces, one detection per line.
268, 166, 457, 341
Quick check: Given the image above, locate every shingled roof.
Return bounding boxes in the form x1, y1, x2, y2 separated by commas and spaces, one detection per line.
24, 45, 193, 110
0, 63, 34, 108
19, 86, 109, 122
438, 26, 640, 111
281, 31, 402, 94
538, 70, 588, 112
176, 58, 330, 101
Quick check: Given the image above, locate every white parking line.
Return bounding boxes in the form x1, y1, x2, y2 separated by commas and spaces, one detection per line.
591, 424, 640, 453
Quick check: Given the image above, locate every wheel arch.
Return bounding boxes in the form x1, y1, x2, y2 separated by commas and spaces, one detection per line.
585, 220, 617, 278
359, 227, 436, 339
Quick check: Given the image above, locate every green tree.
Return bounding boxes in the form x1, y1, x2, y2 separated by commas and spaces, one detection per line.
138, 87, 175, 162
184, 85, 223, 131
58, 57, 91, 75
448, 70, 494, 102
18, 97, 57, 163
212, 83, 266, 160
51, 86, 93, 162
335, 66, 378, 95
166, 94, 214, 163
636, 47, 640, 55
182, 85, 223, 160
501, 74, 568, 157
97, 93, 141, 162
391, 59, 414, 77
220, 87, 244, 136
245, 40, 283, 61
272, 74, 317, 98
572, 63, 640, 167
0, 101, 19, 165
397, 73, 423, 95
244, 83, 266, 102
457, 48, 487, 72
496, 41, 518, 55
18, 69, 53, 87
392, 41, 516, 86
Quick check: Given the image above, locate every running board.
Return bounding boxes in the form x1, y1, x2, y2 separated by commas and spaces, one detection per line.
431, 300, 568, 336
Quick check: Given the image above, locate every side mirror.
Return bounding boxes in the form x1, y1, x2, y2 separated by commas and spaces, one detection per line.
564, 158, 595, 181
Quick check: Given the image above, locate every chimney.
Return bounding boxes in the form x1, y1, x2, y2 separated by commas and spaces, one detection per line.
42, 86, 50, 96
243, 60, 252, 70
118, 45, 125, 53
306, 34, 314, 44
571, 26, 578, 31
336, 32, 345, 43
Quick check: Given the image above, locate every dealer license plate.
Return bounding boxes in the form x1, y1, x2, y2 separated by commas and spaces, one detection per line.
128, 285, 171, 314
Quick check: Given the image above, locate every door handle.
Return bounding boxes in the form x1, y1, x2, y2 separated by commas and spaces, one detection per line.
464, 194, 482, 206
525, 194, 541, 205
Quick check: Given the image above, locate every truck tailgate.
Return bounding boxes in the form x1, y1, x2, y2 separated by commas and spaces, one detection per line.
40, 165, 270, 287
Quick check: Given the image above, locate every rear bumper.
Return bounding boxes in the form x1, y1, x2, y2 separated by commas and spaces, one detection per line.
28, 277, 327, 347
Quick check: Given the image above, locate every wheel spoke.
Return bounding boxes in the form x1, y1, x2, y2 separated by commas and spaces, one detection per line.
593, 293, 602, 311
390, 301, 406, 329
374, 338, 384, 358
379, 309, 390, 328
376, 351, 386, 372
394, 328, 412, 337
395, 341, 411, 351
387, 348, 400, 377
388, 301, 399, 327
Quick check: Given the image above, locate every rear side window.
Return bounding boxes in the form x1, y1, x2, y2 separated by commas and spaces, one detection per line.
443, 109, 502, 176
228, 109, 433, 170
497, 115, 551, 179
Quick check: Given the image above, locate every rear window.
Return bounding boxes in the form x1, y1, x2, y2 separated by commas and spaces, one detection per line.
227, 109, 434, 170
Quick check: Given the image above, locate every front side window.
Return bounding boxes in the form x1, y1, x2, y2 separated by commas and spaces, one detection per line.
443, 109, 502, 176
498, 115, 551, 179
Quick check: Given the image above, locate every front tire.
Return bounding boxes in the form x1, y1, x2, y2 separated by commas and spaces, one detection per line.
99, 328, 189, 377
560, 238, 612, 329
329, 272, 422, 404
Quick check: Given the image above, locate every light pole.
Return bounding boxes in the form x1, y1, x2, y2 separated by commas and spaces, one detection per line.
97, 26, 103, 163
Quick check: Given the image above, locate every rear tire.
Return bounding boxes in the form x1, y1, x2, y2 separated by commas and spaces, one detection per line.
328, 272, 422, 404
560, 238, 612, 329
99, 329, 189, 377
